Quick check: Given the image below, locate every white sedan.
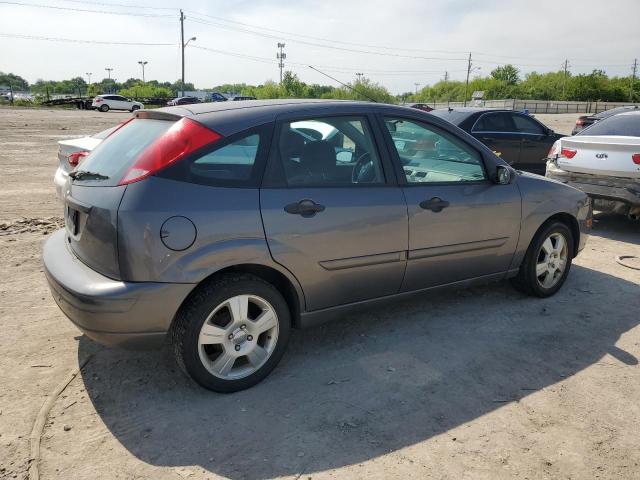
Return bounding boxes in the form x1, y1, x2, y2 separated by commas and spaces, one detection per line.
54, 125, 119, 200
546, 111, 640, 220
92, 94, 143, 112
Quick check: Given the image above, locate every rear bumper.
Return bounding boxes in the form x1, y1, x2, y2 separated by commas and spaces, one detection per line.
546, 164, 640, 208
43, 229, 194, 349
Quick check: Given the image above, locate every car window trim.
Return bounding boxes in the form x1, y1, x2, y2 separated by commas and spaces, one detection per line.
262, 111, 396, 189
376, 113, 491, 187
509, 112, 546, 135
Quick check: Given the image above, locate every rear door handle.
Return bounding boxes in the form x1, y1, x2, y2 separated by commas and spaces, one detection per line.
419, 197, 450, 212
284, 199, 325, 217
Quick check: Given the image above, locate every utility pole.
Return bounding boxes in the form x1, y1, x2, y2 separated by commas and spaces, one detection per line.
277, 43, 286, 84
562, 59, 570, 99
631, 58, 638, 102
464, 52, 472, 107
180, 9, 185, 96
85, 72, 92, 84
138, 61, 148, 82
105, 67, 113, 80
444, 71, 449, 83
355, 72, 364, 82
414, 82, 420, 95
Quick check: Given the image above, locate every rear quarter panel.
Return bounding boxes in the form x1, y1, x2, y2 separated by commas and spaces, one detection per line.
117, 177, 303, 300
510, 173, 590, 269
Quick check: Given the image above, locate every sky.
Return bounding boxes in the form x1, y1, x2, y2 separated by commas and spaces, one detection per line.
0, 0, 638, 94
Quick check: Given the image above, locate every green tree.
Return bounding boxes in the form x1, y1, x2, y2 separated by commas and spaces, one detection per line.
490, 64, 520, 85
119, 82, 173, 99
0, 72, 29, 90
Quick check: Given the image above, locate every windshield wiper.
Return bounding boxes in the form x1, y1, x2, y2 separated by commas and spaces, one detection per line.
69, 170, 109, 181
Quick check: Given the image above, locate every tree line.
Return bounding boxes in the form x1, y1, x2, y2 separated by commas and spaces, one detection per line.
1, 65, 638, 104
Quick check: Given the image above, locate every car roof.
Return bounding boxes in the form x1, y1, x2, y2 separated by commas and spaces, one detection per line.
144, 99, 447, 137
617, 110, 640, 117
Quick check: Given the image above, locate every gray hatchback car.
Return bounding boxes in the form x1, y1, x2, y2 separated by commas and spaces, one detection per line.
44, 100, 592, 392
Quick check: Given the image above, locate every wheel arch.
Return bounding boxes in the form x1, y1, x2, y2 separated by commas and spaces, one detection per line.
174, 263, 305, 330
539, 212, 581, 258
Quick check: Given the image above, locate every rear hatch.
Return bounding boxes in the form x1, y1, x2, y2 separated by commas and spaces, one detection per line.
64, 116, 178, 279
556, 136, 640, 179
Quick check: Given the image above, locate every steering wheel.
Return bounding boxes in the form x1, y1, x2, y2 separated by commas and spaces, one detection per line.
351, 152, 373, 183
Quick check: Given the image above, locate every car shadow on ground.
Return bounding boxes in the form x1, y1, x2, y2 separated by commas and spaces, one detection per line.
77, 263, 639, 480
591, 212, 639, 244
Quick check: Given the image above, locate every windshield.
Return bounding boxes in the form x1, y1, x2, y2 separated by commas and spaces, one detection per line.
75, 119, 173, 186
578, 114, 640, 137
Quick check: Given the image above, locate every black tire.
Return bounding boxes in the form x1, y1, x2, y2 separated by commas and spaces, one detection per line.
99, 104, 109, 112
131, 105, 140, 112
511, 220, 574, 297
170, 273, 291, 393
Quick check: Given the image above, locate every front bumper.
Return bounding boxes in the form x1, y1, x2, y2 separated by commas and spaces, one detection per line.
43, 229, 194, 348
546, 162, 640, 208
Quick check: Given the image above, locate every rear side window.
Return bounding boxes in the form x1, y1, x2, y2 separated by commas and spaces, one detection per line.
579, 114, 640, 137
158, 125, 271, 187
76, 119, 173, 186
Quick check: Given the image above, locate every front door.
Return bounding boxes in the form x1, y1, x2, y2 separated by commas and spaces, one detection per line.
510, 112, 555, 175
470, 111, 522, 167
381, 115, 522, 292
260, 113, 408, 311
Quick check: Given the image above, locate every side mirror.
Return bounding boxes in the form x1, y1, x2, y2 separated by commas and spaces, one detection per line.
495, 165, 513, 185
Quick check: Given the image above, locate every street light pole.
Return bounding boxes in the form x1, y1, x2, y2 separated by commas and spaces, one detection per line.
138, 61, 148, 82
86, 72, 92, 84
181, 33, 197, 97
105, 67, 113, 80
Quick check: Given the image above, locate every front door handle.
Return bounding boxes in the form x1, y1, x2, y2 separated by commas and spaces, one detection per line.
419, 197, 450, 212
284, 199, 325, 217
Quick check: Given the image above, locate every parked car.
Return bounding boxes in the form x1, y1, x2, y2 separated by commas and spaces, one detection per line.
430, 108, 563, 175
405, 102, 434, 112
167, 96, 201, 106
546, 110, 640, 220
92, 94, 143, 112
207, 92, 228, 102
229, 96, 257, 101
572, 105, 640, 135
44, 100, 591, 393
53, 125, 119, 200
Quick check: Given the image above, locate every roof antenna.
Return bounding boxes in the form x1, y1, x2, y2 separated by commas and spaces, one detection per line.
308, 65, 378, 103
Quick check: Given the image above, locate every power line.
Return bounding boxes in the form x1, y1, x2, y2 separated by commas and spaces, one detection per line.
186, 17, 467, 61
58, 0, 176, 10
0, 1, 173, 17
0, 32, 175, 45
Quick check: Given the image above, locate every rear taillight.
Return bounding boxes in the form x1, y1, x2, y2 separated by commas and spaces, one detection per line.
633, 154, 640, 165
560, 148, 577, 159
118, 117, 222, 185
575, 119, 584, 126
95, 98, 103, 103
68, 151, 89, 166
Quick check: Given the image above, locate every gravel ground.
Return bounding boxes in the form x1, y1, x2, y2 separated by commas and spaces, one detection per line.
0, 108, 639, 480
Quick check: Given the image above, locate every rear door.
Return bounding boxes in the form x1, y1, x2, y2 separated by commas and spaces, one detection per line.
470, 112, 522, 167
260, 111, 408, 311
510, 112, 554, 175
380, 114, 521, 292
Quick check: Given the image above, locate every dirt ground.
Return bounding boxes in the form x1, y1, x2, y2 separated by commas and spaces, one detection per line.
1, 108, 639, 480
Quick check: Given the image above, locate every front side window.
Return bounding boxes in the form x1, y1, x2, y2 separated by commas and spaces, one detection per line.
385, 117, 487, 183
277, 116, 384, 186
512, 114, 544, 134
472, 112, 516, 133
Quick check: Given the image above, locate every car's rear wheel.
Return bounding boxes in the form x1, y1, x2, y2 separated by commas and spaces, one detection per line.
511, 221, 574, 297
99, 104, 109, 112
131, 105, 140, 112
171, 273, 291, 393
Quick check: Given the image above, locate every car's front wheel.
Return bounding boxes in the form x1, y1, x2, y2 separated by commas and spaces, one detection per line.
98, 104, 109, 112
511, 220, 574, 297
171, 273, 291, 393
131, 105, 140, 112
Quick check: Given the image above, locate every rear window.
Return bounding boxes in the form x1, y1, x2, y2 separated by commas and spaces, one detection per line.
578, 114, 640, 137
75, 119, 173, 186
